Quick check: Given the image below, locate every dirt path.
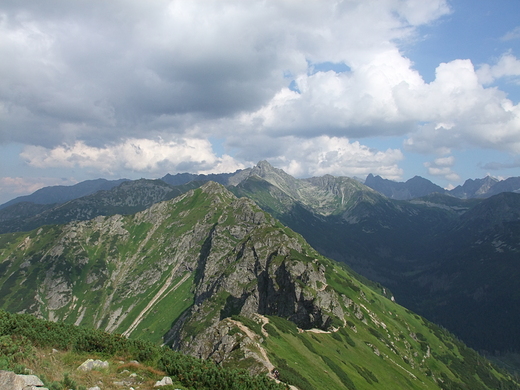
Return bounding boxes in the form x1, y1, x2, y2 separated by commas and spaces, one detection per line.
122, 265, 188, 337
229, 318, 275, 372
228, 315, 299, 390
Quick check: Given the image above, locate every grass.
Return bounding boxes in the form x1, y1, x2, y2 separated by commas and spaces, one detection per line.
129, 274, 195, 343
18, 347, 188, 390
1, 182, 519, 390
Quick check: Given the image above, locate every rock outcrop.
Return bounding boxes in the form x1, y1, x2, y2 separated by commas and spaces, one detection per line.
77, 359, 109, 372
0, 371, 48, 390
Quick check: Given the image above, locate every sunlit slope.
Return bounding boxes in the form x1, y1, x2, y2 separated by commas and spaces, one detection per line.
0, 182, 517, 389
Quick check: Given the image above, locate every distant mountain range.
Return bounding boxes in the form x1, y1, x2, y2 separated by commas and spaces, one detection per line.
3, 170, 519, 212
1, 162, 520, 372
365, 173, 520, 200
1, 181, 517, 389
0, 178, 128, 210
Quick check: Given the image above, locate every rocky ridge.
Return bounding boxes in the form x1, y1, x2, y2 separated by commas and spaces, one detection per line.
1, 182, 519, 389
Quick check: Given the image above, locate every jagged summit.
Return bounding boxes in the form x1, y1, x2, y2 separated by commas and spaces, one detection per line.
365, 174, 446, 200
450, 176, 499, 198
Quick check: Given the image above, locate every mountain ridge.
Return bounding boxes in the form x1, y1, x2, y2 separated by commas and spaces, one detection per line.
0, 181, 517, 389
2, 161, 520, 368
3, 163, 520, 211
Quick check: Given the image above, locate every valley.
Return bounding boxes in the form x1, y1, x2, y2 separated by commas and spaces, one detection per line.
1, 163, 520, 388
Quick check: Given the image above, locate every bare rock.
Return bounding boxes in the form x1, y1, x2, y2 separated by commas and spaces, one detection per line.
154, 376, 173, 387
77, 359, 109, 371
0, 371, 48, 390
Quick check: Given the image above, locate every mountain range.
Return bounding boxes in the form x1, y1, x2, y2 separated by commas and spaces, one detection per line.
365, 173, 520, 200
1, 162, 520, 386
1, 181, 518, 389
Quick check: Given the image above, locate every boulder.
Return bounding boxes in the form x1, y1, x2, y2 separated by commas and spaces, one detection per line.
154, 376, 173, 387
0, 371, 24, 390
77, 359, 109, 371
0, 371, 48, 390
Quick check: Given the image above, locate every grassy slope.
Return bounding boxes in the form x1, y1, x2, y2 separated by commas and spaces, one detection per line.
250, 259, 517, 390
0, 309, 285, 390
0, 184, 518, 390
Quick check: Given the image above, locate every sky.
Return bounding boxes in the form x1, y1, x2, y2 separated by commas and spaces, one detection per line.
1, 0, 520, 204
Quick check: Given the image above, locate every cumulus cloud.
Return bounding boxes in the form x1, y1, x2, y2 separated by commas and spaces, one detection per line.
269, 136, 404, 179
2, 0, 519, 183
231, 54, 520, 157
0, 0, 451, 146
21, 138, 245, 175
424, 155, 460, 182
399, 59, 520, 153
477, 53, 520, 85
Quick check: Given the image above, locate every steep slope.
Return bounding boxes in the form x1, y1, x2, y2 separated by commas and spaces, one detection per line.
410, 192, 520, 354
0, 182, 516, 389
2, 162, 520, 366
232, 170, 457, 287
485, 176, 520, 197
229, 164, 520, 360
449, 176, 500, 199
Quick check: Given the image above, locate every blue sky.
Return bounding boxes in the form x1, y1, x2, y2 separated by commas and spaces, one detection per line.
1, 0, 520, 204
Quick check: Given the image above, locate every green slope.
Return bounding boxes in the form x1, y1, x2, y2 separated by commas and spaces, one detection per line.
0, 182, 517, 390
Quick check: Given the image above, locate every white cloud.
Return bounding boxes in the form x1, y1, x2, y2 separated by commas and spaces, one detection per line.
0, 0, 451, 147
2, 0, 520, 183
432, 156, 455, 166
501, 26, 520, 41
477, 53, 520, 85
269, 136, 404, 179
20, 138, 245, 175
232, 54, 520, 157
398, 59, 520, 153
424, 155, 460, 182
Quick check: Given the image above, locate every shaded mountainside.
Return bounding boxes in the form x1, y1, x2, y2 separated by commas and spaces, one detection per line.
2, 161, 520, 365
365, 173, 520, 200
409, 192, 520, 354
0, 178, 128, 210
228, 163, 520, 359
231, 171, 458, 286
0, 182, 517, 389
0, 179, 202, 234
365, 174, 447, 200
449, 176, 500, 199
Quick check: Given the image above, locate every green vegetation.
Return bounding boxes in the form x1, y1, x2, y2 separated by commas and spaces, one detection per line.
0, 181, 519, 390
231, 315, 263, 336
322, 356, 357, 390
0, 310, 286, 390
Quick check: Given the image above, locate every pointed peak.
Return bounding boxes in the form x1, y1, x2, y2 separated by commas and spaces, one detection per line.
255, 160, 274, 170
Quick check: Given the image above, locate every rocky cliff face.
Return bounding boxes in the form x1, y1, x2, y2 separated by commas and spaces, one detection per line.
157, 183, 352, 368
0, 183, 346, 348
1, 182, 519, 389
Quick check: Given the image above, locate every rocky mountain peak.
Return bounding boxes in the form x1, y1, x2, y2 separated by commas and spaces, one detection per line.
450, 176, 500, 198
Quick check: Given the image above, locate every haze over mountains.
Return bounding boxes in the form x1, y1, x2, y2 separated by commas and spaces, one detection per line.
1, 161, 520, 384
365, 173, 520, 200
